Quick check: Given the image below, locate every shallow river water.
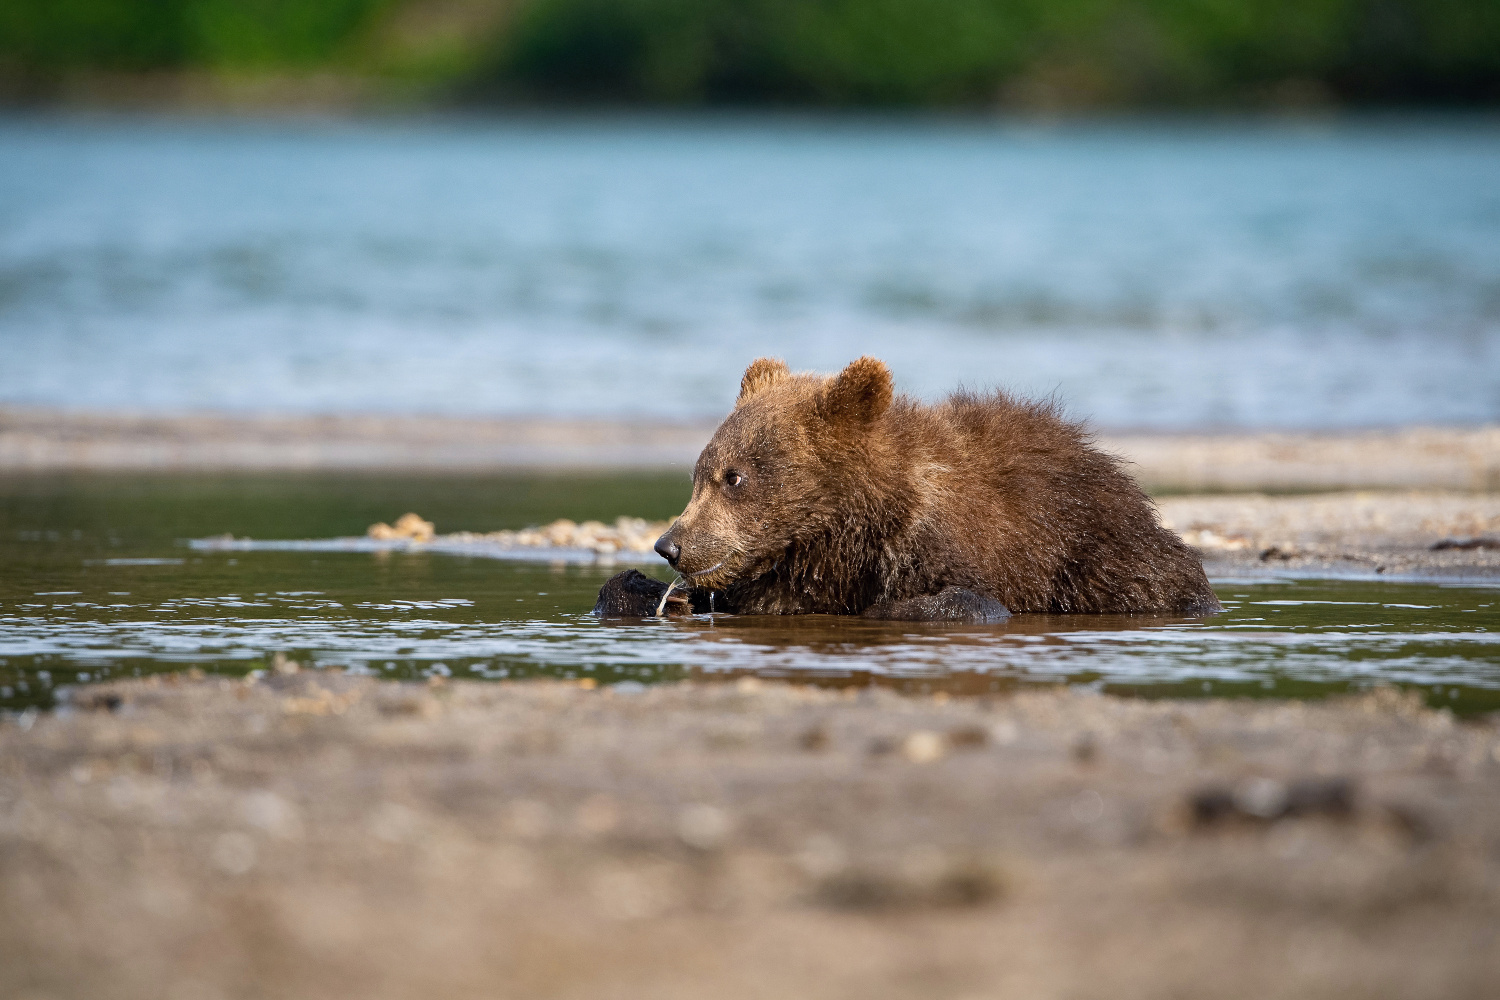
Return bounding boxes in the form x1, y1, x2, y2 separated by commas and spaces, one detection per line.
3, 473, 1497, 715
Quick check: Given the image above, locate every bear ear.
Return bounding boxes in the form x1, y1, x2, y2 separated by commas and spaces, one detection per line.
737, 357, 790, 405
816, 356, 893, 428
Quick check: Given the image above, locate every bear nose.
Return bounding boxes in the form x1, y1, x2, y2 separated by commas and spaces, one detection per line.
654, 534, 681, 566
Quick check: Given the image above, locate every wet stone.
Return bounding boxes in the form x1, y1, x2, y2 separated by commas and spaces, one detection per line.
1189, 777, 1357, 827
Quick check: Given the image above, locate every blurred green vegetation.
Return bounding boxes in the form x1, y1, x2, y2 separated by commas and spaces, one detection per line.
0, 0, 391, 71
1, 0, 1497, 105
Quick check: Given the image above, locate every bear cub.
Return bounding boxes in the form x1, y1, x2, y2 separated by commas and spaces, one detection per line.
595, 356, 1219, 621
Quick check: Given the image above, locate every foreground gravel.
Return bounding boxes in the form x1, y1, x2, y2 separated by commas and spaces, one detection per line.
4, 673, 1499, 1000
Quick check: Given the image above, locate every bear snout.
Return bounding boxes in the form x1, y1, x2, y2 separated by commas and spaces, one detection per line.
654, 531, 681, 567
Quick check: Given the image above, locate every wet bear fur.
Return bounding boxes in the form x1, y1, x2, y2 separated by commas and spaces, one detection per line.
598, 356, 1219, 618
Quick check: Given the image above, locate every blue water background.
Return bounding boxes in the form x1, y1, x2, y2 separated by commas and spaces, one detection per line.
2, 113, 1498, 427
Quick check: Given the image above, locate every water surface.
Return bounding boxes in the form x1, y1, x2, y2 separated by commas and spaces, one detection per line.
2, 114, 1498, 427
3, 473, 1497, 714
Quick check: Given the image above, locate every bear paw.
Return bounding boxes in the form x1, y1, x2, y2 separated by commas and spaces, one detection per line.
862, 586, 1011, 623
593, 569, 692, 617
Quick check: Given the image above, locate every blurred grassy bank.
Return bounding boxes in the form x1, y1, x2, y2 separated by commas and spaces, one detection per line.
1, 0, 1498, 108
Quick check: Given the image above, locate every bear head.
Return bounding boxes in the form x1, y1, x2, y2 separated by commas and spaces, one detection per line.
654, 356, 896, 591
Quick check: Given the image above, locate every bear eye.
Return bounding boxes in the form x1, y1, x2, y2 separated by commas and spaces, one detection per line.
724, 470, 744, 488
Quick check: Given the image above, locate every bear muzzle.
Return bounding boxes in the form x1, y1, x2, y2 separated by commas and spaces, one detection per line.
655, 522, 736, 582
653, 531, 681, 567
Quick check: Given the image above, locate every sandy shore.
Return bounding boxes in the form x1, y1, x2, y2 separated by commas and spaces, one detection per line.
3, 674, 1498, 1000
1160, 492, 1500, 581
0, 408, 717, 472
4, 408, 1499, 492
194, 491, 1500, 581
9, 407, 1500, 578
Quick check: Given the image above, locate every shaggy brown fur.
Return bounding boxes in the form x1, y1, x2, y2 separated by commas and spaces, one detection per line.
616, 357, 1218, 617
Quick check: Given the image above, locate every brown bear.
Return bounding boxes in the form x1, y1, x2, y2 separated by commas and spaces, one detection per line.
594, 356, 1220, 620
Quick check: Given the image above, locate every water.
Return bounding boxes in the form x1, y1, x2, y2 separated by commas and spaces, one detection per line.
4, 473, 1498, 715
2, 113, 1499, 428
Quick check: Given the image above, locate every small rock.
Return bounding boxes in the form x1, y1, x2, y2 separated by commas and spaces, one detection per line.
812, 853, 1002, 911
1430, 536, 1500, 551
70, 689, 125, 713
798, 724, 830, 751
1233, 777, 1289, 819
902, 730, 946, 764
1188, 776, 1356, 827
368, 513, 435, 543
1283, 777, 1355, 818
1187, 786, 1238, 826
947, 724, 989, 750
677, 804, 732, 850
242, 790, 302, 840
376, 692, 440, 718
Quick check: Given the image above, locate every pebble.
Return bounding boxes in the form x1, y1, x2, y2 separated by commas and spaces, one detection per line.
812, 853, 1002, 911
677, 803, 732, 850
1189, 776, 1356, 826
902, 730, 947, 764
798, 724, 830, 751
367, 512, 435, 543
242, 790, 302, 840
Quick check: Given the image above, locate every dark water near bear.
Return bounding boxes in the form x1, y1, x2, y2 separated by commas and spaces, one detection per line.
3, 473, 1498, 716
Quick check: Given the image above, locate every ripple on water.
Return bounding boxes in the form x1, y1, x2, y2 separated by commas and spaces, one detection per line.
2, 556, 1497, 713
3, 471, 1498, 713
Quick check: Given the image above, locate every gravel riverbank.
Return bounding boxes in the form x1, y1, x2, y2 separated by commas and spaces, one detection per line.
194, 491, 1500, 581
4, 408, 1497, 493
10, 410, 1500, 581
1159, 493, 1500, 581
4, 674, 1499, 1000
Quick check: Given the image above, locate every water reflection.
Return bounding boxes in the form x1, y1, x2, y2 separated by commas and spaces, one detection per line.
2, 554, 1496, 714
